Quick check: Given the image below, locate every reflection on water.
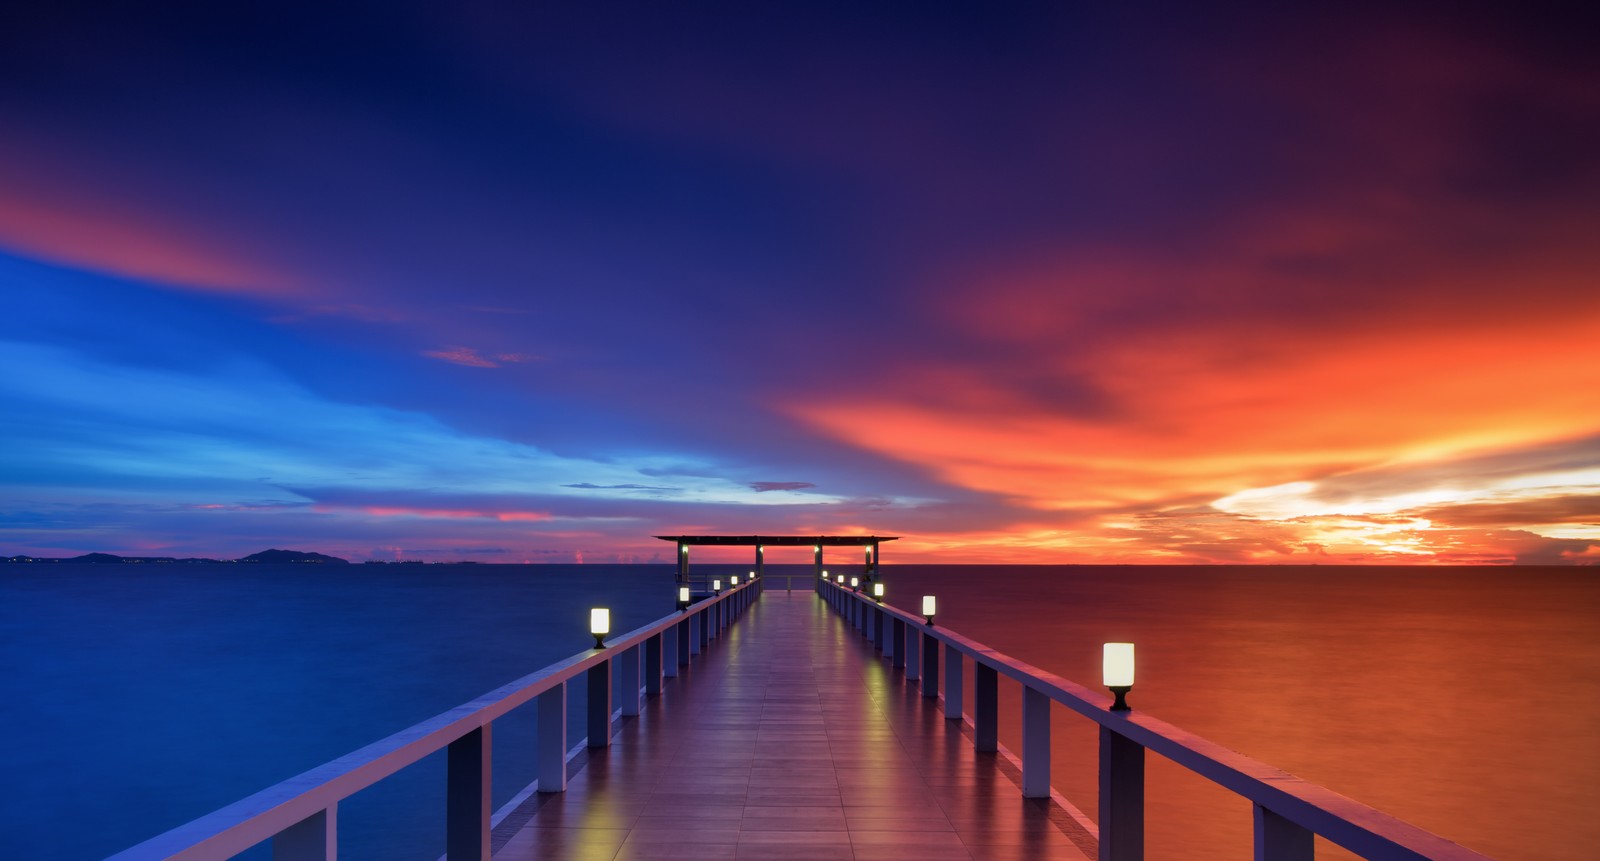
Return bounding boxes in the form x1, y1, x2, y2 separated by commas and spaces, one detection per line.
892, 565, 1600, 861
2, 563, 1595, 860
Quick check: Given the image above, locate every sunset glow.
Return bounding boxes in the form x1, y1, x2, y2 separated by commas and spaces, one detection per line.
2, 4, 1597, 564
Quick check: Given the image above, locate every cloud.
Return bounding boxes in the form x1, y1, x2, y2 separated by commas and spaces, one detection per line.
563, 483, 675, 491
749, 481, 816, 492
422, 346, 543, 367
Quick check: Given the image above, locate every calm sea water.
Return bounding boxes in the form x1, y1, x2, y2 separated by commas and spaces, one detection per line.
2, 563, 1595, 861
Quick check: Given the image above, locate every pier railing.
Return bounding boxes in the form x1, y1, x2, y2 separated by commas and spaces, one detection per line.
820, 578, 1494, 861
103, 578, 763, 861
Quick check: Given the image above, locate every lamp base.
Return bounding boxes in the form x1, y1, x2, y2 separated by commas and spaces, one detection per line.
593, 635, 607, 650
924, 617, 935, 626
1108, 685, 1131, 711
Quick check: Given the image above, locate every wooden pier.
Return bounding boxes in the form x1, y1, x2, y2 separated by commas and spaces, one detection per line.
490, 591, 1092, 861
107, 569, 1498, 861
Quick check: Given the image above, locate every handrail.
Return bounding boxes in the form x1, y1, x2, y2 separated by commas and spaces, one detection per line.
822, 579, 1495, 861
105, 578, 762, 861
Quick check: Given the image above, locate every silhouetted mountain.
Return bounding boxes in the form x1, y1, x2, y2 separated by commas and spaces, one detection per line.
239, 548, 350, 564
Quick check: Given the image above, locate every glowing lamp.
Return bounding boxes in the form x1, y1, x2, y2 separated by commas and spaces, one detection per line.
731, 575, 739, 586
922, 595, 936, 626
872, 582, 884, 603
850, 576, 859, 590
1103, 643, 1135, 711
712, 578, 722, 593
590, 608, 610, 649
677, 586, 690, 612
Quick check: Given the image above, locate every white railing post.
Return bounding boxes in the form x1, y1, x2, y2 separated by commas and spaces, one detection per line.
1253, 804, 1312, 861
446, 726, 491, 861
1099, 726, 1145, 861
587, 661, 611, 748
272, 806, 334, 861
1022, 686, 1051, 798
974, 663, 998, 751
537, 683, 566, 793
943, 646, 963, 719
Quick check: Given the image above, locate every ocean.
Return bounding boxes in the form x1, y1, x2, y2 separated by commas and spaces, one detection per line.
2, 563, 1595, 860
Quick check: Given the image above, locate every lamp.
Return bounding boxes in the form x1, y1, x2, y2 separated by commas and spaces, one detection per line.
1103, 643, 1135, 711
731, 575, 739, 586
590, 608, 610, 649
850, 576, 859, 590
872, 582, 884, 603
712, 578, 722, 594
677, 586, 690, 612
922, 595, 936, 626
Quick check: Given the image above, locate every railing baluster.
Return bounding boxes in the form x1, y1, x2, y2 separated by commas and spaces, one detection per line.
677, 617, 692, 665
887, 616, 900, 663
272, 806, 334, 861
943, 646, 963, 719
446, 726, 490, 861
620, 644, 641, 716
974, 663, 998, 751
1022, 686, 1051, 797
1099, 726, 1145, 861
905, 622, 922, 680
647, 632, 665, 691
662, 625, 679, 677
1254, 804, 1313, 861
537, 683, 566, 793
587, 661, 611, 748
922, 631, 939, 698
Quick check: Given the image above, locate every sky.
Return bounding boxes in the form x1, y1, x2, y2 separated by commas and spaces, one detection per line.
2, 2, 1598, 564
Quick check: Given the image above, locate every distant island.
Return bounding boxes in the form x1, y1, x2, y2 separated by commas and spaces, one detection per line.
2, 548, 350, 564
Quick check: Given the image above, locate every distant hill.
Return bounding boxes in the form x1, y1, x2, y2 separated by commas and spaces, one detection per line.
3, 549, 343, 564
61, 552, 220, 564
239, 548, 350, 564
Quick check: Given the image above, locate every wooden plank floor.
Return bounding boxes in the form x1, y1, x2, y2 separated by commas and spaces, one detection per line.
490, 591, 1095, 861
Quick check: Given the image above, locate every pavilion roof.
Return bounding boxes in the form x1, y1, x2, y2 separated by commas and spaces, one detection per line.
654, 535, 897, 546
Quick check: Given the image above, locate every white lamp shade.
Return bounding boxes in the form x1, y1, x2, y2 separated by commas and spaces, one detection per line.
678, 586, 690, 602
731, 575, 739, 585
590, 608, 610, 636
850, 577, 859, 587
922, 595, 937, 616
712, 579, 722, 590
1103, 643, 1135, 687
873, 582, 884, 597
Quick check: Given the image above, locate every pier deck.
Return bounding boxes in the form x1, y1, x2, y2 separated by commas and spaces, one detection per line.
491, 592, 1094, 861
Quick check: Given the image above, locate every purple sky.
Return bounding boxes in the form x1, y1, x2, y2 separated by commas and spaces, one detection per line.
3, 2, 1599, 563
